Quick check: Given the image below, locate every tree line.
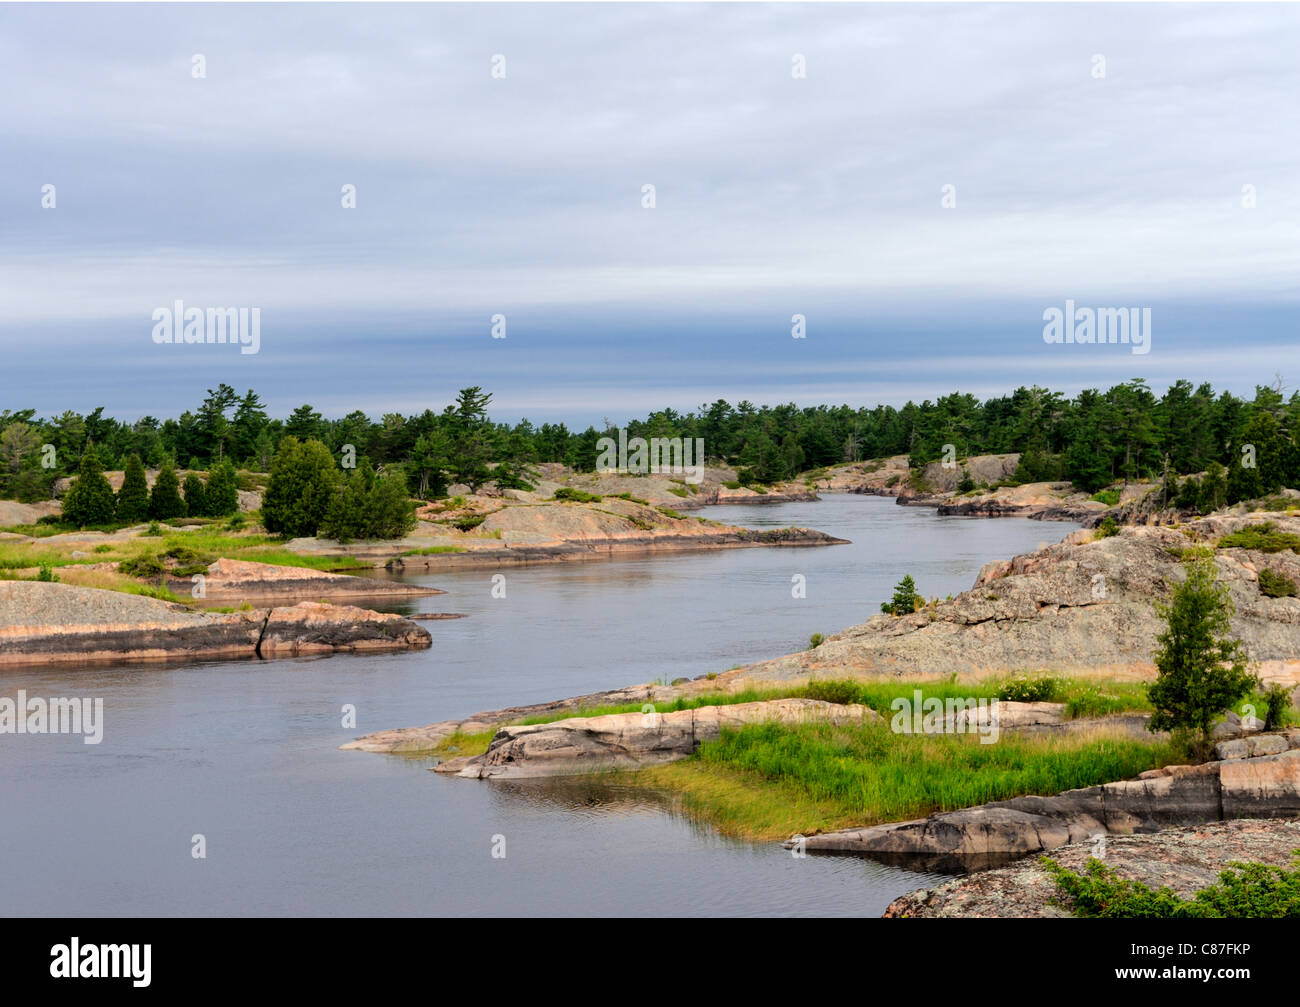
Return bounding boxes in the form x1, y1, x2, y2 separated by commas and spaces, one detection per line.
5, 378, 1300, 505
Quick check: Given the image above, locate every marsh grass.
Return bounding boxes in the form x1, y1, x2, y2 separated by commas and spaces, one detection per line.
636, 723, 1173, 840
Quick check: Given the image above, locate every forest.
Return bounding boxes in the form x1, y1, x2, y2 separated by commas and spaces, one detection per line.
3, 378, 1299, 504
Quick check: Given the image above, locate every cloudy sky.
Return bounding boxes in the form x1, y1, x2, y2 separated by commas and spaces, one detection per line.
2, 3, 1298, 425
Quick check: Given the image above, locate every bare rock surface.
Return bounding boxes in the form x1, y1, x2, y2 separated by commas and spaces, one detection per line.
708, 512, 1300, 688
883, 818, 1300, 918
175, 558, 441, 602
0, 580, 430, 664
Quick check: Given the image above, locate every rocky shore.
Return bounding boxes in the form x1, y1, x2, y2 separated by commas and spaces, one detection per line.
883, 818, 1300, 918
701, 511, 1300, 688
795, 744, 1300, 873
0, 580, 431, 665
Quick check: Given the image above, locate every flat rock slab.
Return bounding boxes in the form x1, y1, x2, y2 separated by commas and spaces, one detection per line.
884, 818, 1300, 918
0, 580, 430, 664
173, 558, 443, 602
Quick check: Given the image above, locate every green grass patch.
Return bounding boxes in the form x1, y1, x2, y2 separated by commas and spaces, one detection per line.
552, 487, 604, 503
400, 546, 467, 556
637, 723, 1171, 840
1090, 489, 1121, 506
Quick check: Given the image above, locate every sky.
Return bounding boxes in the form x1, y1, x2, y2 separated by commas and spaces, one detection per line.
1, 2, 1298, 426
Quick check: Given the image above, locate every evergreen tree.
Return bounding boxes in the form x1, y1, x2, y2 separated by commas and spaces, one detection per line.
262, 437, 339, 537
1147, 553, 1257, 757
116, 453, 150, 522
61, 450, 116, 527
182, 473, 208, 517
881, 574, 920, 615
205, 459, 240, 517
148, 462, 187, 520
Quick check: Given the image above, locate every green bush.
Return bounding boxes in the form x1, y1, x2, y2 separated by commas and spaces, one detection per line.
1091, 488, 1121, 506
61, 452, 116, 527
1043, 853, 1300, 918
37, 562, 57, 583
1095, 515, 1119, 539
119, 553, 166, 578
1258, 568, 1298, 598
803, 679, 862, 705
808, 633, 825, 649
998, 674, 1059, 703
453, 514, 486, 532
1263, 682, 1295, 731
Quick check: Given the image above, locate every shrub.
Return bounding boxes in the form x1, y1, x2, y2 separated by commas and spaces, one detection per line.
552, 487, 603, 503
1219, 523, 1300, 554
142, 521, 163, 537
881, 575, 920, 615
226, 513, 246, 531
1258, 568, 1297, 598
956, 471, 976, 493
998, 674, 1059, 703
147, 463, 186, 521
1263, 682, 1295, 731
722, 480, 742, 490
1043, 853, 1300, 918
261, 438, 340, 538
115, 454, 150, 523
1091, 488, 1121, 507
808, 633, 825, 649
37, 562, 57, 583
119, 553, 166, 578
61, 452, 116, 527
1094, 515, 1119, 539
803, 679, 862, 705
453, 514, 486, 532
657, 507, 685, 519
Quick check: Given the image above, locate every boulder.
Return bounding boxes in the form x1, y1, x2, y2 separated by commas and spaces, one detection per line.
453, 698, 880, 779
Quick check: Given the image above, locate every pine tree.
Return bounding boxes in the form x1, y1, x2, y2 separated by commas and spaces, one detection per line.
116, 454, 150, 522
204, 459, 240, 517
61, 450, 116, 527
148, 462, 187, 520
1147, 553, 1257, 758
881, 575, 920, 615
182, 473, 208, 517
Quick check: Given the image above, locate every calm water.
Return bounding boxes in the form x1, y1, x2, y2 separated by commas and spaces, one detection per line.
0, 495, 1075, 917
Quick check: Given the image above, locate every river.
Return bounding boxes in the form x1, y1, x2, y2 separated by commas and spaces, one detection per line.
0, 494, 1077, 916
